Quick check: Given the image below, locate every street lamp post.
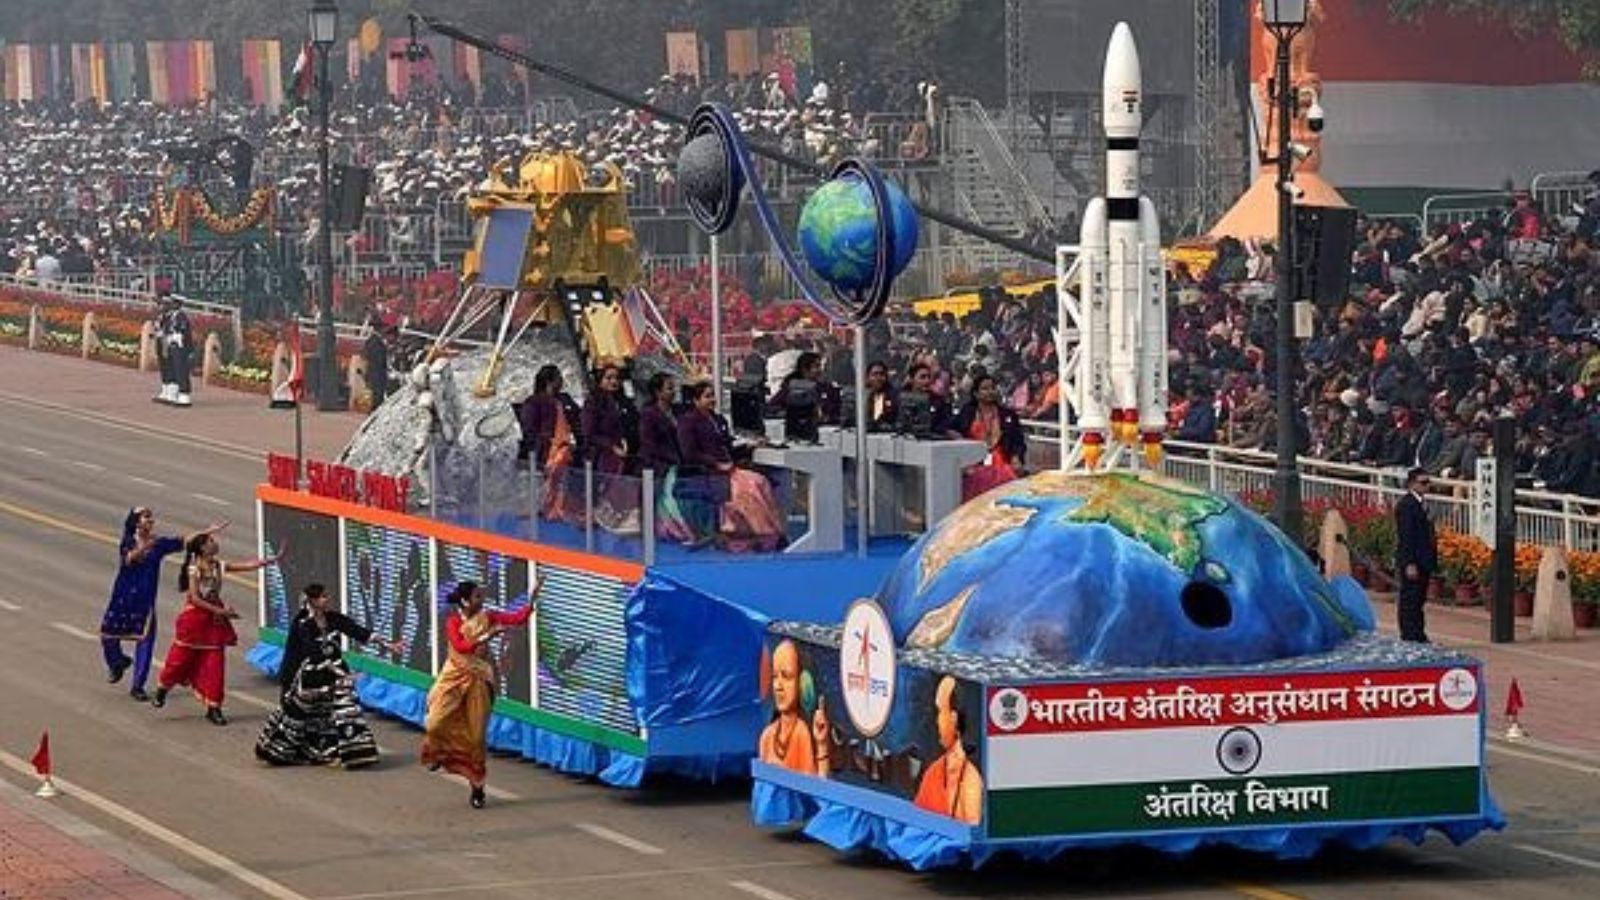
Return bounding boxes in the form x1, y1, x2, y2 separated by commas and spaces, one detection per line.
1262, 0, 1307, 544
310, 0, 340, 411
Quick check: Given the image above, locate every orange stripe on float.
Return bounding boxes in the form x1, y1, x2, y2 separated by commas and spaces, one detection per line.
254, 485, 645, 582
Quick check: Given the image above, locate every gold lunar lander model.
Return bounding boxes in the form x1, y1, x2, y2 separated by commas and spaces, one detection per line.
427, 151, 684, 396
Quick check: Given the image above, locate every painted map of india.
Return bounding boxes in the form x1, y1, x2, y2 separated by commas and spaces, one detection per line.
1063, 474, 1228, 573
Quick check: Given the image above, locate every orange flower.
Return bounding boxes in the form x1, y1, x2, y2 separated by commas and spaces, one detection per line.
1568, 550, 1600, 604
1437, 529, 1492, 586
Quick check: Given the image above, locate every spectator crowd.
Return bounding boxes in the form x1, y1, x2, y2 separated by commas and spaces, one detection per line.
0, 65, 939, 285
4, 73, 1600, 500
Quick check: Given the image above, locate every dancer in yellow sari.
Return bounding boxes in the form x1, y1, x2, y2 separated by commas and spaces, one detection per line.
421, 577, 541, 808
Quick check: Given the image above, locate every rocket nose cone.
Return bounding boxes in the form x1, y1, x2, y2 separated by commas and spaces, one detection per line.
1103, 21, 1141, 91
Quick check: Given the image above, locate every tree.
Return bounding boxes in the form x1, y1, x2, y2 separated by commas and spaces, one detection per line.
1387, 0, 1600, 69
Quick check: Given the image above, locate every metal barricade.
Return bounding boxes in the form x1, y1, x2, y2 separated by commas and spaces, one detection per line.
1530, 170, 1593, 226
1019, 418, 1600, 552
1421, 191, 1512, 231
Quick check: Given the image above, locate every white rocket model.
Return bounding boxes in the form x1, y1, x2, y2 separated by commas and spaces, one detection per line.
1076, 22, 1168, 469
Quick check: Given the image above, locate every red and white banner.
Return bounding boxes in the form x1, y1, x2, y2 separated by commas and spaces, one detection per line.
1263, 2, 1600, 188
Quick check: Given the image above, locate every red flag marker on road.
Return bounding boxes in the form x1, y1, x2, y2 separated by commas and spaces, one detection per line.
31, 731, 58, 798
1505, 679, 1527, 741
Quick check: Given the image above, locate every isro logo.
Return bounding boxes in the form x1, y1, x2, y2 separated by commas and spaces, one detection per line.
840, 600, 896, 737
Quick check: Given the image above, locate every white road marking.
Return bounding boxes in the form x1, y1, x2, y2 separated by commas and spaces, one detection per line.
0, 392, 263, 462
128, 475, 166, 489
427, 769, 519, 801
0, 598, 21, 612
0, 747, 311, 900
191, 492, 231, 507
72, 460, 106, 472
1490, 743, 1600, 777
17, 445, 46, 456
729, 880, 800, 900
50, 621, 98, 642
1514, 843, 1600, 872
318, 861, 811, 900
574, 821, 665, 856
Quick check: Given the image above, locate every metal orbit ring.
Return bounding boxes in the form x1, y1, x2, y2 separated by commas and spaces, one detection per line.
684, 104, 744, 236
681, 103, 899, 326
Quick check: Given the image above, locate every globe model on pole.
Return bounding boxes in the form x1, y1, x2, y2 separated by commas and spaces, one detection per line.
797, 173, 919, 295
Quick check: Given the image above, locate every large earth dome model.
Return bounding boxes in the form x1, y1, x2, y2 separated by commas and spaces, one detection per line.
797, 173, 919, 294
878, 471, 1375, 669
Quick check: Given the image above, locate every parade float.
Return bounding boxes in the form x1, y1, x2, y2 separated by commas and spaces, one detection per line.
247, 11, 1498, 872
749, 470, 1500, 867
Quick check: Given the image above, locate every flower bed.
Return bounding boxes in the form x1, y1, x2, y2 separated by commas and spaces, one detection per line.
4, 286, 377, 407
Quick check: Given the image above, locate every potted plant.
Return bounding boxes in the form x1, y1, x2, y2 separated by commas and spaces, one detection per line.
1438, 531, 1488, 606
1513, 543, 1541, 617
1569, 550, 1600, 629
1348, 506, 1396, 587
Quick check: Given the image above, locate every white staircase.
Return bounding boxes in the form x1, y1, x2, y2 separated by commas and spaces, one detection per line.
941, 97, 1055, 242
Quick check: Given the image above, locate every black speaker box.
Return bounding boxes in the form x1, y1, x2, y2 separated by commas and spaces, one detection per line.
1293, 205, 1358, 307
331, 164, 371, 231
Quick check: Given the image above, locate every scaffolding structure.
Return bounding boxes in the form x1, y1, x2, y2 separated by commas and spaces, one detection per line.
999, 0, 1243, 237
1193, 0, 1227, 231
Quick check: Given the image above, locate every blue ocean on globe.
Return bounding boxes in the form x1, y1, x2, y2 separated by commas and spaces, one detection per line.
877, 471, 1375, 670
797, 174, 919, 294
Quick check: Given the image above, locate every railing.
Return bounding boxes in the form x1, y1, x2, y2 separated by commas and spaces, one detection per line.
859, 112, 941, 167
1019, 419, 1600, 553
294, 315, 372, 344
1364, 212, 1425, 232
1530, 170, 1592, 225
0, 271, 236, 319
1421, 191, 1513, 231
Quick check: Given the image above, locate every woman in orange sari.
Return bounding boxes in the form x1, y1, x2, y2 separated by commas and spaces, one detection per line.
954, 374, 1027, 501
521, 365, 582, 522
420, 577, 542, 808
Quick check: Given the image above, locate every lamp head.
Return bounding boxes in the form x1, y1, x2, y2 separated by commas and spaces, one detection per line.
309, 0, 339, 49
1261, 0, 1309, 29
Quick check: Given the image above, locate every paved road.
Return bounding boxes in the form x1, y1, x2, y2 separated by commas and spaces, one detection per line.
1, 393, 1598, 900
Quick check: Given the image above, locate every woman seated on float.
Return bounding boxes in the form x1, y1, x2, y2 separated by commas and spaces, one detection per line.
676, 381, 785, 552
581, 361, 641, 534
954, 372, 1027, 500
521, 364, 584, 522
638, 372, 714, 545
864, 360, 899, 431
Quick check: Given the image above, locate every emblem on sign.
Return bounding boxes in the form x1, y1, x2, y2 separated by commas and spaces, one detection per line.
1438, 668, 1479, 712
1216, 726, 1263, 776
840, 600, 896, 737
989, 687, 1029, 732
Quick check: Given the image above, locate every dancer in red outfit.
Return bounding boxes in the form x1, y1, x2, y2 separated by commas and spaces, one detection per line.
152, 530, 280, 725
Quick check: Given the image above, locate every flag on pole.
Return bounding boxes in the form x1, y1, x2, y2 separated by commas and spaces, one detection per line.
1505, 678, 1524, 719
291, 41, 313, 102
30, 731, 50, 777
287, 322, 305, 403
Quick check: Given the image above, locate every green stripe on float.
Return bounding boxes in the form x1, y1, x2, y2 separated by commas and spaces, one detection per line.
987, 767, 1481, 838
340, 652, 646, 755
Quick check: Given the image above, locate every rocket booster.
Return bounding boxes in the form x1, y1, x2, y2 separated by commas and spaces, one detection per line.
1077, 21, 1169, 468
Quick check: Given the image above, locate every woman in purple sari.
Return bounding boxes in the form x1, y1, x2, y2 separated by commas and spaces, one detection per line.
677, 382, 784, 552
581, 363, 641, 534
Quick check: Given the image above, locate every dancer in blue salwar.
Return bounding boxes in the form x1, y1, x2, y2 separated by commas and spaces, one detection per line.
99, 508, 224, 701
